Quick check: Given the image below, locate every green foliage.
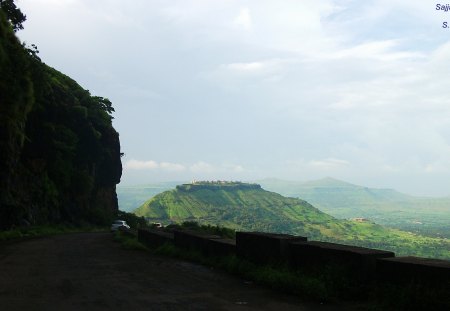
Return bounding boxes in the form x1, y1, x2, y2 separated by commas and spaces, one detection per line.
92, 96, 115, 115
0, 0, 26, 31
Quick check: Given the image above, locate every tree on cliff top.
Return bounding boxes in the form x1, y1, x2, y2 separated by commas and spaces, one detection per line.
0, 0, 26, 31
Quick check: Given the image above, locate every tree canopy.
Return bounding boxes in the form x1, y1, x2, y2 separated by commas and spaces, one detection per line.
0, 0, 26, 31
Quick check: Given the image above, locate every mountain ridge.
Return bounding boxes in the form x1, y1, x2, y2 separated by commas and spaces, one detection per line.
257, 178, 450, 238
257, 177, 413, 198
120, 177, 450, 238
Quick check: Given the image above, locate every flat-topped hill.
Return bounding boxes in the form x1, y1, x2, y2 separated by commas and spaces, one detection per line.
134, 182, 450, 259
135, 182, 334, 236
176, 181, 261, 192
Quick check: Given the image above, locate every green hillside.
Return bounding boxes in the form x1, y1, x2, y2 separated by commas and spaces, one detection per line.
259, 178, 450, 238
134, 182, 450, 260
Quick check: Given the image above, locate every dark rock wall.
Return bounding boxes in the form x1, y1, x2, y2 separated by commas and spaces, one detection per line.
0, 10, 34, 228
0, 11, 122, 229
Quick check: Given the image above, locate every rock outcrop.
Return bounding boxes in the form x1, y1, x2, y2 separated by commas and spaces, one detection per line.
0, 10, 122, 229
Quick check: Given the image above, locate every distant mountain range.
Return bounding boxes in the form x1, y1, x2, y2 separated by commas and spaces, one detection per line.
259, 177, 413, 201
133, 182, 450, 259
118, 177, 450, 238
258, 178, 450, 238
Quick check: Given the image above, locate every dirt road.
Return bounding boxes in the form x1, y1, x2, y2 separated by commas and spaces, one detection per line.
0, 232, 355, 310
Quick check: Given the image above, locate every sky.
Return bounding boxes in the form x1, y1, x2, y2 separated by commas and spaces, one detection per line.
16, 0, 450, 196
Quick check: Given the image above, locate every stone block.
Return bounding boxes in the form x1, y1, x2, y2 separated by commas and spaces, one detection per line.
207, 238, 236, 257
173, 229, 222, 254
236, 231, 307, 264
289, 241, 394, 280
138, 228, 174, 248
377, 256, 450, 286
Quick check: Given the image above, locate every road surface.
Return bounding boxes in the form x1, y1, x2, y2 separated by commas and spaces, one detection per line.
0, 232, 358, 310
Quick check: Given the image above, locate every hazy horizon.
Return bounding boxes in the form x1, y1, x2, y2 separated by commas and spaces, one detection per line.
117, 176, 450, 199
17, 1, 450, 197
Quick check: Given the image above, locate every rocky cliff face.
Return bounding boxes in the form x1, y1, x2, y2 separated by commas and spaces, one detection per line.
0, 10, 122, 229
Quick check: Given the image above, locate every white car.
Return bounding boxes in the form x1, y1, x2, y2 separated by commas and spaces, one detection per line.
111, 220, 130, 232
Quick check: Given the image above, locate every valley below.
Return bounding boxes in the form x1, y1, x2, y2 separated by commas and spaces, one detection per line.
122, 180, 450, 260
259, 178, 450, 239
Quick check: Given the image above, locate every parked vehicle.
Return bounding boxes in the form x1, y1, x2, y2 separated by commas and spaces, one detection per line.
111, 220, 130, 232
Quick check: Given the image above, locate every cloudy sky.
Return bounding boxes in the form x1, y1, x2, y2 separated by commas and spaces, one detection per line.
17, 0, 450, 196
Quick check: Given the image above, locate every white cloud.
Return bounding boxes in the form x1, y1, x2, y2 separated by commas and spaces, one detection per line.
189, 161, 215, 174
160, 162, 186, 172
233, 7, 252, 31
125, 160, 245, 175
209, 58, 296, 87
309, 158, 350, 169
125, 159, 158, 170
284, 157, 349, 174
188, 162, 247, 176
229, 164, 245, 173
26, 0, 78, 6
227, 62, 264, 72
324, 40, 425, 62
125, 160, 185, 172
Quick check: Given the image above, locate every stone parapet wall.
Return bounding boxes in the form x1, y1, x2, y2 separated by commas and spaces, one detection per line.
236, 232, 307, 265
377, 256, 450, 286
173, 229, 225, 256
289, 241, 394, 281
138, 228, 174, 248
207, 238, 236, 257
137, 229, 449, 289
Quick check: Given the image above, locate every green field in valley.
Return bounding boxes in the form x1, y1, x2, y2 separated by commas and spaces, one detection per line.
258, 178, 450, 239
